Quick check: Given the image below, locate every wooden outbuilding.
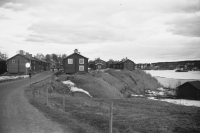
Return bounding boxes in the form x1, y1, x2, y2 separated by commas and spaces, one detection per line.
110, 59, 135, 71
7, 53, 49, 74
0, 58, 7, 75
63, 49, 88, 74
177, 81, 200, 100
93, 58, 107, 70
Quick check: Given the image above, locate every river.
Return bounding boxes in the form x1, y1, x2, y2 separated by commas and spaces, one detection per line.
144, 70, 200, 88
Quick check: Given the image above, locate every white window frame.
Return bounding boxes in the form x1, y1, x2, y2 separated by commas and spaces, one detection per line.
68, 59, 73, 64
79, 58, 84, 64
79, 65, 84, 71
12, 60, 15, 63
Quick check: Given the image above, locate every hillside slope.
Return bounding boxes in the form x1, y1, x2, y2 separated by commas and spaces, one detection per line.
55, 69, 162, 98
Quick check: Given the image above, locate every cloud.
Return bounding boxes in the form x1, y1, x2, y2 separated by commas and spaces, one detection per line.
0, 0, 200, 63
2, 2, 25, 11
166, 13, 200, 37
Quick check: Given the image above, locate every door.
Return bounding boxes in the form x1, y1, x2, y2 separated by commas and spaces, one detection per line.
98, 65, 101, 69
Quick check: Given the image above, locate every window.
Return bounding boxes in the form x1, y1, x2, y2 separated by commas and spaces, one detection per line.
79, 58, 84, 64
68, 59, 73, 64
79, 66, 84, 71
98, 65, 101, 69
12, 60, 15, 63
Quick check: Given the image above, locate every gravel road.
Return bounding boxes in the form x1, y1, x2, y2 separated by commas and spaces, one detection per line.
0, 71, 65, 133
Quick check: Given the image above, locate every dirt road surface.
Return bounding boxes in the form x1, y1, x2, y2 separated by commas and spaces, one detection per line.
0, 71, 65, 133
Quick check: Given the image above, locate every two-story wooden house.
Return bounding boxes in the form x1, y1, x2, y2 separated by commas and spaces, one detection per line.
63, 49, 88, 74
7, 53, 49, 74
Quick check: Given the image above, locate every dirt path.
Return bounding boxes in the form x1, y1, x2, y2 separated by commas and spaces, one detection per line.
0, 71, 66, 133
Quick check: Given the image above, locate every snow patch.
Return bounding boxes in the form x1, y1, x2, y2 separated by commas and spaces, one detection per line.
160, 99, 200, 107
131, 94, 143, 97
147, 97, 158, 100
62, 80, 92, 97
70, 87, 92, 97
148, 97, 200, 107
62, 80, 75, 87
0, 75, 29, 81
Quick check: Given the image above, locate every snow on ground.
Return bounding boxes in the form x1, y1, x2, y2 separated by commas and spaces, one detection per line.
160, 99, 200, 107
70, 87, 92, 97
147, 97, 200, 107
0, 75, 29, 81
62, 80, 75, 87
62, 80, 92, 97
131, 94, 143, 97
146, 89, 166, 96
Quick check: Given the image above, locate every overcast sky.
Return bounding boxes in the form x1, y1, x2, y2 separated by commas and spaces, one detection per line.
0, 0, 199, 63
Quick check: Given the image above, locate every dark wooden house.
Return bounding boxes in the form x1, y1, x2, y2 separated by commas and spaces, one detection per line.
177, 81, 200, 100
93, 58, 107, 70
63, 49, 88, 74
7, 53, 49, 74
0, 58, 7, 75
110, 59, 135, 71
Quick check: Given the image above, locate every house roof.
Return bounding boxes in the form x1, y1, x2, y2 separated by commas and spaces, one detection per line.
121, 59, 135, 64
95, 63, 104, 65
7, 54, 31, 61
179, 81, 200, 90
33, 57, 48, 63
113, 59, 135, 65
7, 54, 46, 63
64, 52, 88, 59
94, 58, 106, 62
188, 81, 200, 90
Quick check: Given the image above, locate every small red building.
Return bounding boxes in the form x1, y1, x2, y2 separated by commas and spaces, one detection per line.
63, 49, 88, 74
7, 53, 49, 74
93, 58, 107, 70
177, 81, 200, 100
110, 59, 135, 71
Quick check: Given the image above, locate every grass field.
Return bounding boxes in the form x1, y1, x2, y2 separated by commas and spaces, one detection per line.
25, 70, 200, 133
25, 86, 200, 133
57, 69, 162, 98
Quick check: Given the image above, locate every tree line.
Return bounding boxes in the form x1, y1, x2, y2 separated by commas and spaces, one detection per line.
0, 50, 67, 63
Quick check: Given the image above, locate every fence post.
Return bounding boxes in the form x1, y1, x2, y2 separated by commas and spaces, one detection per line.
109, 102, 113, 133
31, 84, 35, 98
46, 85, 49, 106
63, 95, 65, 112
30, 84, 33, 97
38, 88, 40, 97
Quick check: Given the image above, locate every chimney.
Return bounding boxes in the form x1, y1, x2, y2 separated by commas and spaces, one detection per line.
30, 54, 32, 57
74, 49, 78, 53
26, 52, 29, 56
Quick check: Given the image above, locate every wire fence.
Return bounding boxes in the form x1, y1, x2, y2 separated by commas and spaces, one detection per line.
29, 76, 114, 133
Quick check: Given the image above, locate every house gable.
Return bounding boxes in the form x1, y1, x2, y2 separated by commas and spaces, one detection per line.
63, 52, 88, 74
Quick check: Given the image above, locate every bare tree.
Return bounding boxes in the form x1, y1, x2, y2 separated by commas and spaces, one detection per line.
61, 54, 67, 59
51, 53, 58, 62
35, 53, 45, 60
0, 52, 8, 60
45, 54, 51, 62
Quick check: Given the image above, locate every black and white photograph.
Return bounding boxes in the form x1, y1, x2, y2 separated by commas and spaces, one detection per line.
0, 0, 200, 132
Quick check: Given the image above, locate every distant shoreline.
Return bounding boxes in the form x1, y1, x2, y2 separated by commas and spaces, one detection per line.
154, 76, 200, 81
